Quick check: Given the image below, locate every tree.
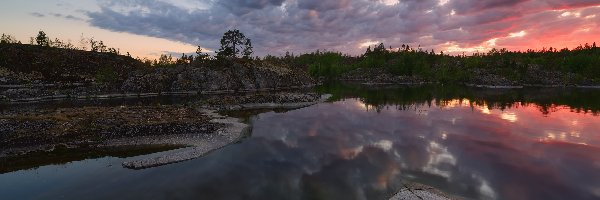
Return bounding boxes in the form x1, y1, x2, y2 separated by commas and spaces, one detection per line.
108, 47, 119, 55
374, 43, 386, 53
216, 29, 253, 59
90, 38, 107, 52
36, 31, 50, 46
242, 38, 253, 59
176, 53, 191, 65
0, 34, 19, 44
196, 46, 210, 61
157, 54, 174, 66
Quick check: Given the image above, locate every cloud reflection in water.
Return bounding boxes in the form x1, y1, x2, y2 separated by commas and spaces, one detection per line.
7, 94, 599, 200
249, 98, 600, 199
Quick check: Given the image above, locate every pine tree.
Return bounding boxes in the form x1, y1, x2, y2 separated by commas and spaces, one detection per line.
216, 29, 253, 59
36, 31, 50, 46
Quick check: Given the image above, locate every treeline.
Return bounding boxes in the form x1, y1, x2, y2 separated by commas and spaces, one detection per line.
141, 39, 600, 82
4, 30, 599, 83
1, 29, 258, 69
1, 31, 215, 68
266, 42, 600, 83
138, 29, 255, 68
1, 31, 123, 55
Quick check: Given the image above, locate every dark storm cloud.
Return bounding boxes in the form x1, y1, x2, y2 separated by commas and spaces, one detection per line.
218, 0, 285, 15
448, 0, 531, 14
297, 0, 351, 11
85, 0, 600, 55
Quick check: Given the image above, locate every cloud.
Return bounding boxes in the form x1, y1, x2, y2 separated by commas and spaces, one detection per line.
30, 11, 84, 21
64, 15, 84, 21
297, 0, 351, 11
30, 12, 45, 17
219, 0, 285, 15
448, 0, 531, 15
84, 0, 600, 55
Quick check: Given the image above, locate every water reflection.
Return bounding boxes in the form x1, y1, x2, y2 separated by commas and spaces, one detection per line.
1, 84, 599, 200
317, 82, 600, 115
250, 98, 600, 199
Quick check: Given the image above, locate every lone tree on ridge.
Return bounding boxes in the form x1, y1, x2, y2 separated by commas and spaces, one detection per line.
216, 29, 253, 59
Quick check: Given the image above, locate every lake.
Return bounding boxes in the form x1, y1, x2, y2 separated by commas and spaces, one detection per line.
1, 82, 599, 200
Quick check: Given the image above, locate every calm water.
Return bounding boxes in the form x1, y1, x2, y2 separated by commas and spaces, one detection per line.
1, 83, 600, 200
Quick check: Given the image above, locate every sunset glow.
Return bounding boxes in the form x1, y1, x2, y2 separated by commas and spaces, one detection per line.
1, 0, 599, 58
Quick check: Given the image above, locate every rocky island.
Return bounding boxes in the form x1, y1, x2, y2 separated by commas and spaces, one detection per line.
0, 41, 324, 172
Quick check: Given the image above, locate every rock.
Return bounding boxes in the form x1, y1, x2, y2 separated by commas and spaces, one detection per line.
121, 61, 315, 93
389, 182, 457, 200
121, 109, 250, 169
198, 92, 328, 111
0, 106, 219, 152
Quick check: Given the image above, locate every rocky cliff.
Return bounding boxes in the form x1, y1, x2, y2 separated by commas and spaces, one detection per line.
121, 61, 315, 93
0, 44, 315, 102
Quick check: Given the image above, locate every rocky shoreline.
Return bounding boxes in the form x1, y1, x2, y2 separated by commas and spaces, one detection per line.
0, 92, 330, 172
0, 62, 316, 103
338, 66, 600, 88
0, 105, 222, 157
339, 67, 430, 85
1, 43, 317, 103
115, 92, 332, 170
120, 109, 251, 169
0, 43, 328, 172
1, 84, 317, 104
197, 92, 331, 110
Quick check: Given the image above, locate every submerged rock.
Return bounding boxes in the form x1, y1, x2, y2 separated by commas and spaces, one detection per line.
198, 92, 331, 111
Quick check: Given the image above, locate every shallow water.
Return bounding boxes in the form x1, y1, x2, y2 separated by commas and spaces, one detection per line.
1, 83, 600, 200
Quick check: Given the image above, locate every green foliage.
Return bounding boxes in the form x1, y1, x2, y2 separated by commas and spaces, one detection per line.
276, 41, 600, 84
154, 54, 176, 67
306, 52, 349, 77
216, 29, 253, 59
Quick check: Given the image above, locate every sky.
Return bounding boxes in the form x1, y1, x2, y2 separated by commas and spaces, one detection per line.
1, 0, 599, 58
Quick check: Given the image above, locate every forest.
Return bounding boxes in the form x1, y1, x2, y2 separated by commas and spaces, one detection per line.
2, 30, 599, 85
283, 42, 600, 84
